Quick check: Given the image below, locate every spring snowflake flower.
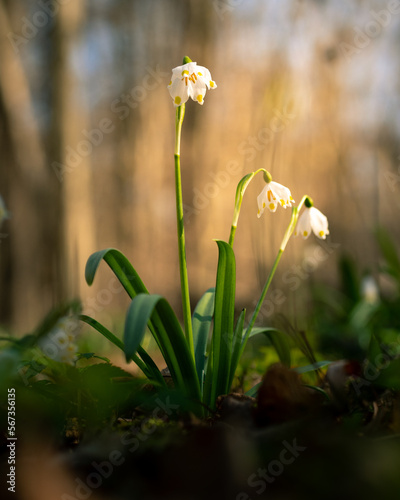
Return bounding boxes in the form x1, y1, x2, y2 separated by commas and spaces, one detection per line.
38, 316, 80, 364
361, 275, 379, 304
168, 61, 217, 107
257, 181, 294, 217
294, 206, 329, 240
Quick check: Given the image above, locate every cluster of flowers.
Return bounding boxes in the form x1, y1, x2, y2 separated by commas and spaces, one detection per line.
257, 181, 329, 240
38, 316, 80, 365
167, 61, 329, 239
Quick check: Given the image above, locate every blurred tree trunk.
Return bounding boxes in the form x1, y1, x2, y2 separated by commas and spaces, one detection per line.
50, 0, 96, 302
0, 0, 49, 331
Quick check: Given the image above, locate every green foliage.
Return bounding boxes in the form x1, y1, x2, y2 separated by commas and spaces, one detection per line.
123, 293, 201, 403
207, 240, 236, 408
192, 287, 215, 392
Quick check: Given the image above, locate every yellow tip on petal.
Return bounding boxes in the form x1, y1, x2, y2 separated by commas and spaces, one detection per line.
303, 231, 308, 237
269, 203, 275, 210
198, 71, 203, 76
210, 81, 215, 88
262, 202, 266, 209
174, 96, 181, 105
319, 231, 324, 237
182, 70, 189, 76
197, 95, 203, 103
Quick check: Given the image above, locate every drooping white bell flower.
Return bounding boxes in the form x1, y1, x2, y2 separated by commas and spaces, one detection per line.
168, 62, 217, 107
295, 206, 329, 240
257, 181, 294, 217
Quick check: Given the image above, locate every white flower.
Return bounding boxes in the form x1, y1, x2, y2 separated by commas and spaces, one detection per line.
167, 62, 217, 107
294, 206, 329, 239
257, 181, 294, 217
38, 316, 80, 364
361, 275, 379, 304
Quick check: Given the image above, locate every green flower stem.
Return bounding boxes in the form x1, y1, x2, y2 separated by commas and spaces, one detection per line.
245, 249, 284, 341
228, 226, 236, 246
241, 194, 308, 349
228, 168, 270, 248
174, 104, 194, 358
280, 195, 307, 251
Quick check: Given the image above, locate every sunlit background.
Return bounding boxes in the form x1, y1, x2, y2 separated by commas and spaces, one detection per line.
1, 0, 400, 334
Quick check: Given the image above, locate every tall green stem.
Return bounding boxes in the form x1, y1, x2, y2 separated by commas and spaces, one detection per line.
228, 168, 270, 248
240, 195, 308, 350
174, 105, 194, 357
246, 249, 284, 338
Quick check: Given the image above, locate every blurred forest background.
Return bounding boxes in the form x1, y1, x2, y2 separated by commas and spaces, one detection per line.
0, 0, 399, 334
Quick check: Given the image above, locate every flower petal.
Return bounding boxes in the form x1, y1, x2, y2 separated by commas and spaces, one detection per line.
269, 181, 294, 208
257, 185, 278, 215
295, 210, 312, 239
309, 207, 329, 239
168, 77, 190, 107
196, 65, 217, 90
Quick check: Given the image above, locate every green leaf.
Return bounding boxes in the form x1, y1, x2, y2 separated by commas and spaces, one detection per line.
376, 227, 400, 284
303, 384, 330, 401
84, 248, 161, 349
85, 248, 149, 298
339, 255, 360, 304
208, 240, 236, 408
80, 314, 165, 387
367, 333, 382, 365
77, 353, 111, 363
228, 308, 246, 390
246, 382, 261, 398
247, 327, 291, 367
124, 294, 201, 404
80, 314, 124, 350
294, 360, 332, 374
192, 288, 215, 393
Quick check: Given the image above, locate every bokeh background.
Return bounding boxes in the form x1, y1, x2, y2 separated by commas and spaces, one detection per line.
1, 0, 400, 334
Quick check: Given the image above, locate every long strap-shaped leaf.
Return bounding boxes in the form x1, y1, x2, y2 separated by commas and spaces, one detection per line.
227, 308, 246, 390
124, 294, 202, 406
208, 240, 236, 409
192, 288, 215, 393
85, 248, 149, 297
80, 314, 166, 388
85, 247, 164, 343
